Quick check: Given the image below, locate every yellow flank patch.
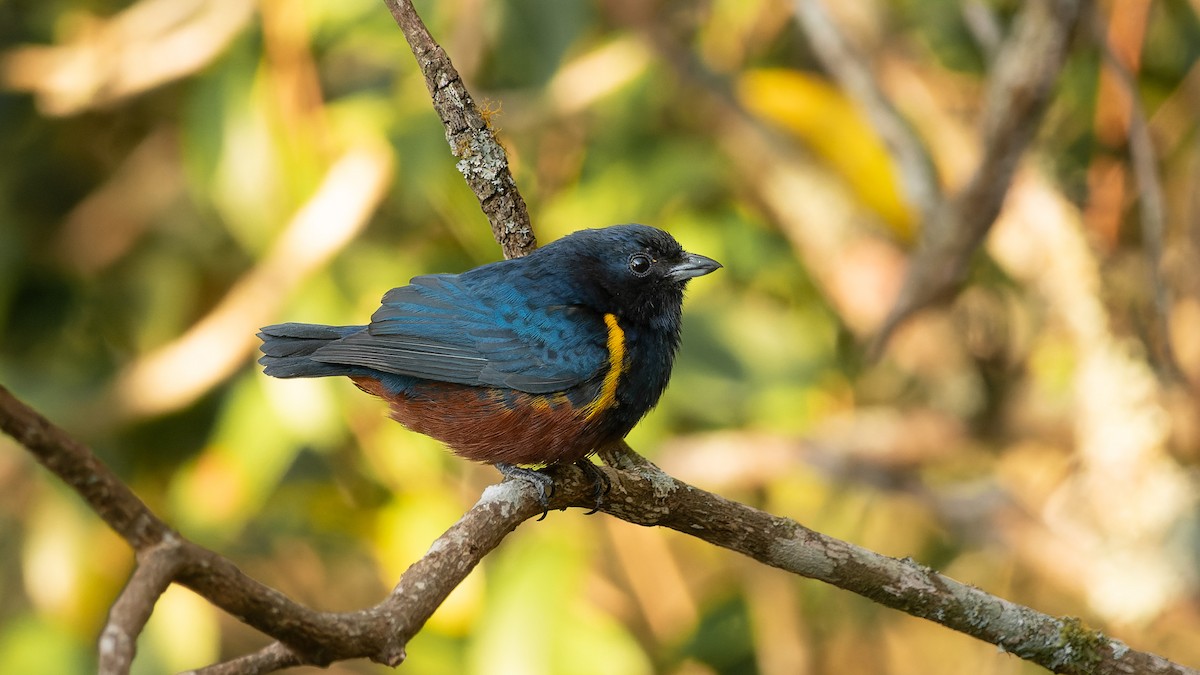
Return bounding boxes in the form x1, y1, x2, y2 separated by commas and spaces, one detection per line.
529, 392, 569, 411
583, 313, 626, 420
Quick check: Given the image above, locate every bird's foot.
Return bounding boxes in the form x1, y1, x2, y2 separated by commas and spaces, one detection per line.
574, 459, 611, 515
495, 462, 555, 521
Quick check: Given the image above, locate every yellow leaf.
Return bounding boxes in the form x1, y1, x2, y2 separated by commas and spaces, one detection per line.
738, 68, 915, 241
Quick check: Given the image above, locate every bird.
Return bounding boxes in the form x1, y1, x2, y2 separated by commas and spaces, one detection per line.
257, 224, 720, 514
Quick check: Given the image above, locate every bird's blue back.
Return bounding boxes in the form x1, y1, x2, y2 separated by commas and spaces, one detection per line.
309, 246, 613, 397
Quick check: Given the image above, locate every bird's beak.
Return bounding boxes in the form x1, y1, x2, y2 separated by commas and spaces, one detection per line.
668, 252, 722, 282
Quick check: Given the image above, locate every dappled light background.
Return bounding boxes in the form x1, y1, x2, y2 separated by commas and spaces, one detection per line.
2, 0, 1200, 673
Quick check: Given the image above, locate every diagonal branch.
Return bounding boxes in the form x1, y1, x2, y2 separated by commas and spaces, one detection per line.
1, 380, 541, 673
866, 0, 1083, 353
593, 442, 1192, 675
182, 480, 542, 672
0, 386, 172, 550
382, 0, 536, 259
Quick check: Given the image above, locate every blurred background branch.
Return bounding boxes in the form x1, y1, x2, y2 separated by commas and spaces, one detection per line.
870, 0, 1084, 351
1, 0, 254, 116
1090, 9, 1183, 382
104, 143, 391, 424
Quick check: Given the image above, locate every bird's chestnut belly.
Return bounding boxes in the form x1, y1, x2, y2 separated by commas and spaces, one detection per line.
351, 376, 611, 465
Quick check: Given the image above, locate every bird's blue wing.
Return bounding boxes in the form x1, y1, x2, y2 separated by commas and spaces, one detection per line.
309, 273, 607, 394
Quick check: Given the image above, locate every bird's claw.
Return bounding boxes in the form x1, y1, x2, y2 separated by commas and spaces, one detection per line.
574, 459, 611, 515
495, 462, 555, 520
495, 460, 610, 519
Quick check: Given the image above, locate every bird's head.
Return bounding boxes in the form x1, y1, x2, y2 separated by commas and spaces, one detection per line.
545, 224, 721, 329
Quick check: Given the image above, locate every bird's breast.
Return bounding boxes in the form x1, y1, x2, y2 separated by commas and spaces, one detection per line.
596, 313, 678, 433
351, 377, 611, 465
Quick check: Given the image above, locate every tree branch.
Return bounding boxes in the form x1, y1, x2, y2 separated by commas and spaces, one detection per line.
100, 541, 185, 674
187, 642, 302, 675
591, 442, 1191, 675
864, 0, 1084, 353
2, 393, 1193, 674
1089, 11, 1184, 383
0, 386, 172, 550
381, 0, 536, 259
181, 479, 541, 671
1, 380, 542, 672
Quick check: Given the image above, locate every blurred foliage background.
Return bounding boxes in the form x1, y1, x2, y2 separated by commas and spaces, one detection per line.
2, 0, 1200, 673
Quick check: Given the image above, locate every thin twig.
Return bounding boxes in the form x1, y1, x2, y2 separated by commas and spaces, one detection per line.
381, 0, 536, 259
102, 144, 391, 424
185, 642, 302, 675
1090, 13, 1185, 383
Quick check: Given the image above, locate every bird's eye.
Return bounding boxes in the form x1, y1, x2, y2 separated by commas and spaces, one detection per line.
629, 252, 653, 277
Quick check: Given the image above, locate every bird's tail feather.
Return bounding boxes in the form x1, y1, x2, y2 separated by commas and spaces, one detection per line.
258, 323, 364, 378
